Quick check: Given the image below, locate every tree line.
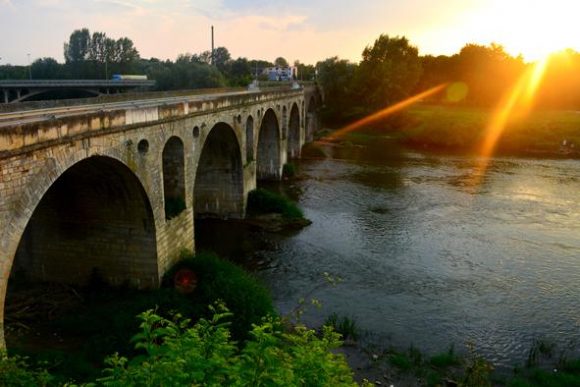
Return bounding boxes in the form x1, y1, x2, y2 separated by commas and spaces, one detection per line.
316, 35, 580, 125
0, 28, 316, 91
1, 29, 578, 115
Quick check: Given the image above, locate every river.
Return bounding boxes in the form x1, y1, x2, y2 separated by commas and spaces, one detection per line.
200, 138, 580, 369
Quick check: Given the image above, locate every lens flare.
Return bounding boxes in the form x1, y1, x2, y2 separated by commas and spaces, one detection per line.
472, 57, 550, 188
321, 83, 449, 142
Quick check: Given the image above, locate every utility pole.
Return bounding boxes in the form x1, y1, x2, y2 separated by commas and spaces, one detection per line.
211, 25, 215, 66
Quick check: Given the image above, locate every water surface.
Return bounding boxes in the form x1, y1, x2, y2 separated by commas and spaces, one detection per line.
256, 141, 580, 368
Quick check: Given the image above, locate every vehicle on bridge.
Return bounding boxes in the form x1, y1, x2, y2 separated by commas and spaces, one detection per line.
112, 74, 148, 81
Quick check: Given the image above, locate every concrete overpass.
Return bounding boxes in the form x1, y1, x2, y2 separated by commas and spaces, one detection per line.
0, 79, 156, 103
0, 85, 322, 347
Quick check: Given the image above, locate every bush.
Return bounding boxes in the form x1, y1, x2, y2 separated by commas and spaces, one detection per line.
164, 197, 186, 220
282, 163, 297, 178
324, 313, 360, 341
162, 252, 275, 340
247, 188, 304, 219
0, 352, 52, 387
97, 305, 359, 386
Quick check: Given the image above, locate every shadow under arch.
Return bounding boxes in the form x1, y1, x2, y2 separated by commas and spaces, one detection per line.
162, 136, 186, 220
287, 102, 301, 159
8, 156, 159, 291
257, 108, 281, 180
194, 122, 244, 218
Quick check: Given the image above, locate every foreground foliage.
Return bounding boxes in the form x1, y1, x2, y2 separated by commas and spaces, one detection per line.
7, 252, 274, 382
96, 305, 358, 386
1, 306, 360, 386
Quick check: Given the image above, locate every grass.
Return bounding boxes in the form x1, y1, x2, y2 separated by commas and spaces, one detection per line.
402, 104, 580, 155
324, 313, 360, 341
247, 188, 304, 219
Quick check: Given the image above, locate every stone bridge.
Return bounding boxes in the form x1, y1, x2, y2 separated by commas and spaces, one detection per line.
0, 85, 321, 346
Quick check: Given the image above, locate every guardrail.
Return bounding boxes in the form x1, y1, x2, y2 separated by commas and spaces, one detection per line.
0, 79, 156, 87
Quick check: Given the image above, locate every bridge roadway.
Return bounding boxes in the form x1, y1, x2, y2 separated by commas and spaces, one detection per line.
0, 85, 322, 348
0, 79, 155, 103
0, 88, 260, 128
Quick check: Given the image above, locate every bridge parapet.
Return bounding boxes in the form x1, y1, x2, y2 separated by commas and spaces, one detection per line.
0, 88, 303, 157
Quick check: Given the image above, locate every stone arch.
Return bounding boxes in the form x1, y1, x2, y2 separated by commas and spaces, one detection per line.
257, 108, 282, 180
7, 156, 158, 290
194, 122, 244, 218
246, 115, 254, 162
162, 136, 186, 220
287, 102, 301, 159
306, 96, 318, 142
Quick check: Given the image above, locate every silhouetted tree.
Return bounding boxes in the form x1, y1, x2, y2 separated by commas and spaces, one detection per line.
31, 58, 63, 79
64, 28, 91, 63
294, 60, 316, 81
357, 34, 422, 112
316, 56, 359, 124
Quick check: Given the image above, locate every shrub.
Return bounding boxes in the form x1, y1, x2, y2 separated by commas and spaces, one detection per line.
97, 305, 359, 386
162, 252, 275, 340
324, 313, 360, 341
165, 197, 186, 220
430, 345, 461, 368
282, 163, 297, 178
247, 188, 304, 219
0, 352, 52, 387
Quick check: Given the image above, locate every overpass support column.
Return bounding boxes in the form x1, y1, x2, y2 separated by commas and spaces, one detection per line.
2, 90, 8, 104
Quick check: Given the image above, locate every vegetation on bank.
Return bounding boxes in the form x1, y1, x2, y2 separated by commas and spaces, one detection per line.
401, 105, 580, 156
247, 188, 304, 220
317, 104, 580, 158
3, 250, 580, 386
5, 252, 276, 383
2, 306, 360, 386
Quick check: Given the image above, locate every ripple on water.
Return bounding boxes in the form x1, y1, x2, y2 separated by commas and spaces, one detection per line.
260, 155, 580, 369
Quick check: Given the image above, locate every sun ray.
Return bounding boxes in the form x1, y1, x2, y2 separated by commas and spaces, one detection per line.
471, 57, 550, 188
321, 83, 449, 142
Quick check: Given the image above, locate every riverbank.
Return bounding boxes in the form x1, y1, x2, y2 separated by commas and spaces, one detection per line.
403, 105, 580, 158
321, 105, 580, 159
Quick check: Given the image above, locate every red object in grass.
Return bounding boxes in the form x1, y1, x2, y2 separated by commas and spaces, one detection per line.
174, 268, 198, 294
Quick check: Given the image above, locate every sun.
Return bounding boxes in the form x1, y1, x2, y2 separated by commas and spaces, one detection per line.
465, 0, 580, 62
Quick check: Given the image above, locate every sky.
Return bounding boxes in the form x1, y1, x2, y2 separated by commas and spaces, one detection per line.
0, 0, 579, 66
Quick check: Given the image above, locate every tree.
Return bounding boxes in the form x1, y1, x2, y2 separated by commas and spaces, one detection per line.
357, 34, 422, 112
316, 56, 359, 124
30, 57, 63, 79
454, 43, 525, 106
63, 28, 90, 63
225, 57, 253, 86
294, 60, 316, 81
212, 46, 231, 72
275, 57, 289, 67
